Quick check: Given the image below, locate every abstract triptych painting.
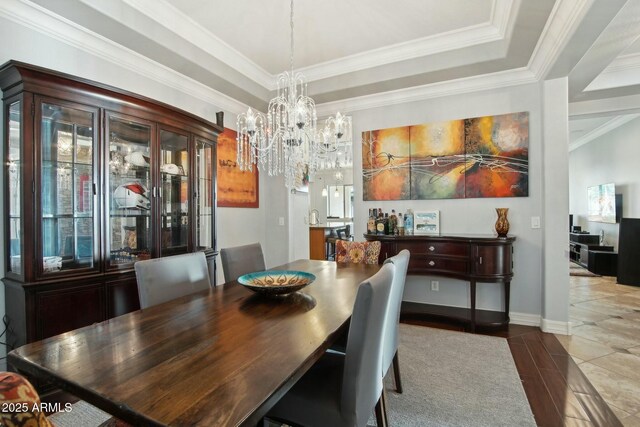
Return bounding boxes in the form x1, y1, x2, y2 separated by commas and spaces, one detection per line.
362, 112, 529, 201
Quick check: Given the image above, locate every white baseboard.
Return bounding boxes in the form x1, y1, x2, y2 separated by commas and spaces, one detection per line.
510, 312, 571, 335
541, 318, 572, 335
509, 311, 541, 327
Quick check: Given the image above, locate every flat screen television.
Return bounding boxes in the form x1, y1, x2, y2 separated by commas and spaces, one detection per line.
587, 183, 619, 223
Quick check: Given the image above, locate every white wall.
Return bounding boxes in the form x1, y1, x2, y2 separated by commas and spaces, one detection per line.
351, 83, 545, 321
569, 117, 640, 249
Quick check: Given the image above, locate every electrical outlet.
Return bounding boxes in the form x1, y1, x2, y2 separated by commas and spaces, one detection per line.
431, 280, 439, 291
278, 217, 285, 226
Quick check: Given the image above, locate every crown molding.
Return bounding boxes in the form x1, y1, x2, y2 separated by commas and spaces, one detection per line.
569, 114, 639, 151
604, 52, 640, 73
527, 0, 593, 80
584, 52, 640, 91
301, 0, 514, 82
570, 93, 640, 117
121, 0, 274, 90
300, 23, 499, 83
1, 0, 250, 116
117, 0, 515, 88
316, 67, 536, 116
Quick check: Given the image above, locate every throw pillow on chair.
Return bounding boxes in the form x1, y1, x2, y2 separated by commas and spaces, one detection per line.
336, 240, 381, 264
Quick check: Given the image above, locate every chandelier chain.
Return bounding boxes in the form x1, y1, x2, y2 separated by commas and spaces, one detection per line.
290, 0, 294, 73
235, 0, 353, 189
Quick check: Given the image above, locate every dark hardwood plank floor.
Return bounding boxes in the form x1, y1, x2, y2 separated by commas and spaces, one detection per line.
403, 319, 623, 427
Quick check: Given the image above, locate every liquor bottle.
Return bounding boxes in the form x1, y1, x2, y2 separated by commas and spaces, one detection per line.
389, 209, 398, 235
405, 209, 414, 235
397, 213, 405, 236
367, 209, 376, 234
384, 213, 390, 235
376, 210, 385, 235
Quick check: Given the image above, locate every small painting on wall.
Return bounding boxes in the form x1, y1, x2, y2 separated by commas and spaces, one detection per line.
217, 128, 259, 208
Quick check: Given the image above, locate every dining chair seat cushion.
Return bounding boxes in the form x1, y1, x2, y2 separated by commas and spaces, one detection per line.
268, 352, 345, 426
335, 240, 381, 264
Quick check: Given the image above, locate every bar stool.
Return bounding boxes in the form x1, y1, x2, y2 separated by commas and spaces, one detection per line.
326, 226, 350, 260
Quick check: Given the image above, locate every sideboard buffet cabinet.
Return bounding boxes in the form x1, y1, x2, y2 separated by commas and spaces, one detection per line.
1, 61, 221, 349
364, 234, 515, 332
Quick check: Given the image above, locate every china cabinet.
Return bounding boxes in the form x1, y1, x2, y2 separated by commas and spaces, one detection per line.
1, 61, 221, 348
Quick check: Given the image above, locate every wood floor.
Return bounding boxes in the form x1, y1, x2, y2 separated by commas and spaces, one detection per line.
405, 319, 622, 427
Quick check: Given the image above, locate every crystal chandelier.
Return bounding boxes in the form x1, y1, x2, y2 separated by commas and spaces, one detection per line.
314, 112, 353, 170
236, 0, 353, 188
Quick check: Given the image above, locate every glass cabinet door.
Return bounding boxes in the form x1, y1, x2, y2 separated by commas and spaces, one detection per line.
40, 101, 97, 274
7, 101, 22, 275
160, 129, 189, 256
107, 114, 152, 267
194, 138, 214, 250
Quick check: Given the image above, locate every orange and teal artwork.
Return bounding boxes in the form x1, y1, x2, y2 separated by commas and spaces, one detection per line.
362, 112, 529, 200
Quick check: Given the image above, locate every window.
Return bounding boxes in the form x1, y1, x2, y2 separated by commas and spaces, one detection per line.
327, 185, 353, 219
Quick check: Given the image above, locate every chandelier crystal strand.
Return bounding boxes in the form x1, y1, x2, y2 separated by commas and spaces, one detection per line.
314, 112, 353, 170
237, 0, 338, 189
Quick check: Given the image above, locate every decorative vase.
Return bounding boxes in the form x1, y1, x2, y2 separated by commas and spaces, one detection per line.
495, 208, 510, 237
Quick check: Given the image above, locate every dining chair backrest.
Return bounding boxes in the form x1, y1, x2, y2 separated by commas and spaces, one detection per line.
134, 252, 211, 309
335, 240, 381, 264
382, 249, 410, 373
341, 262, 395, 427
220, 242, 266, 283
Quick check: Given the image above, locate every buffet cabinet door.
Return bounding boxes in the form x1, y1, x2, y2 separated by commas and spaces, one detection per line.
473, 244, 512, 278
34, 282, 105, 340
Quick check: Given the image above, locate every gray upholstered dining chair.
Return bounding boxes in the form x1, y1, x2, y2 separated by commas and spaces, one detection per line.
266, 263, 396, 427
134, 251, 212, 309
382, 249, 410, 394
220, 242, 266, 283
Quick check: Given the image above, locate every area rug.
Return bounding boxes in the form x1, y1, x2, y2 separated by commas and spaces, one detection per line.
570, 262, 601, 277
368, 324, 536, 427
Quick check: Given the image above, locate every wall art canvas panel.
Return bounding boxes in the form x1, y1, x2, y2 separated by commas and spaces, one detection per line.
362, 127, 411, 200
362, 111, 529, 201
410, 122, 465, 199
463, 112, 529, 198
217, 128, 259, 208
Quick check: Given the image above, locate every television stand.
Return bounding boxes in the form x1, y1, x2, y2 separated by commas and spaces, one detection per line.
569, 233, 601, 267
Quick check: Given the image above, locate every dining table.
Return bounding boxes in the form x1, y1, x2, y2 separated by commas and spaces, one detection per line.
7, 259, 382, 426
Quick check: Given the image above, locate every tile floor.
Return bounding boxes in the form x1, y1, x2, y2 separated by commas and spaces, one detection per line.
556, 267, 640, 426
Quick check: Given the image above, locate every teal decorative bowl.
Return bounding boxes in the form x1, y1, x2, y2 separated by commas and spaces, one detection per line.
237, 270, 316, 296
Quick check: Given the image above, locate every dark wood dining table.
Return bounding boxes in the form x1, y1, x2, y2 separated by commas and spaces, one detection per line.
7, 259, 382, 426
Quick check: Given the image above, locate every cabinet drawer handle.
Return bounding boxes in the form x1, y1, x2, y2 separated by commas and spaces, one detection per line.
428, 246, 435, 252
428, 260, 435, 266
479, 256, 483, 265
